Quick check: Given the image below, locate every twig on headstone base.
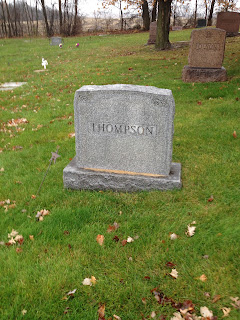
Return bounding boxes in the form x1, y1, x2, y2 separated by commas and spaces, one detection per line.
34, 147, 61, 198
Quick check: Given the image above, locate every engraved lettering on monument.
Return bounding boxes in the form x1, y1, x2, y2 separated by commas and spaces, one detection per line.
63, 84, 182, 191
90, 123, 157, 136
188, 28, 226, 68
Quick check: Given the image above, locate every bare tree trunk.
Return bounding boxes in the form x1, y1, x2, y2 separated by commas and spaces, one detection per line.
194, 0, 197, 26
49, 4, 55, 35
4, 0, 13, 37
155, 0, 172, 50
142, 0, 150, 31
207, 0, 216, 26
58, 0, 63, 34
35, 0, 38, 36
72, 0, 78, 35
120, 0, 123, 31
40, 0, 52, 37
0, 0, 7, 37
13, 0, 18, 36
152, 0, 157, 22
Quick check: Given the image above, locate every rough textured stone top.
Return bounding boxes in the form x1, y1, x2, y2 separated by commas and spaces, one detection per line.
188, 28, 226, 68
74, 84, 175, 176
216, 12, 240, 34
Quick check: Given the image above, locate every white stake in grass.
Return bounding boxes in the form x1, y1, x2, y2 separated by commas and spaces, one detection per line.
42, 58, 48, 69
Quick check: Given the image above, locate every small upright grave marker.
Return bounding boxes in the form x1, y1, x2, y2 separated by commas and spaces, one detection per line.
182, 28, 227, 82
196, 19, 206, 28
63, 84, 182, 191
42, 58, 48, 69
50, 37, 62, 46
216, 12, 240, 36
147, 21, 157, 45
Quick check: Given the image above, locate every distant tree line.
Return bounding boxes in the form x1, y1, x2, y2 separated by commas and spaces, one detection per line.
0, 0, 83, 38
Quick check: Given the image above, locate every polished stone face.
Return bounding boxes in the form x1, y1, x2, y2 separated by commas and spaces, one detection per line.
74, 84, 175, 176
188, 28, 226, 69
216, 12, 240, 34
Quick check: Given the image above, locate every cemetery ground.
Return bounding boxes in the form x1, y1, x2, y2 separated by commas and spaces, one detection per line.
0, 30, 240, 319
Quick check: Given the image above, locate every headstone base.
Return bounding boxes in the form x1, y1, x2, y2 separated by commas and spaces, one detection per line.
63, 157, 182, 192
182, 66, 227, 83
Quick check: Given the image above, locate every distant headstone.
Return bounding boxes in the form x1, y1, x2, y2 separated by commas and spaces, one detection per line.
147, 21, 157, 45
216, 11, 240, 36
63, 84, 182, 191
172, 26, 183, 31
50, 37, 62, 46
182, 28, 227, 82
196, 19, 206, 28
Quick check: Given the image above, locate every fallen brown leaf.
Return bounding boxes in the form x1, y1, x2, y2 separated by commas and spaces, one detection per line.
121, 239, 127, 246
199, 274, 207, 282
212, 294, 221, 303
96, 234, 104, 246
222, 307, 231, 317
208, 195, 214, 202
107, 222, 119, 233
233, 131, 237, 138
98, 304, 105, 320
112, 235, 119, 242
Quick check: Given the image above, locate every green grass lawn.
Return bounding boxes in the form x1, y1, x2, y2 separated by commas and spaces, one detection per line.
0, 30, 240, 320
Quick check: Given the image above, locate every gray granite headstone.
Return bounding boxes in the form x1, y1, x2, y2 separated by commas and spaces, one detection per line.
63, 84, 182, 191
50, 37, 62, 46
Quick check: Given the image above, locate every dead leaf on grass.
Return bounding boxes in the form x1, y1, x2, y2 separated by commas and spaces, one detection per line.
170, 233, 178, 240
169, 269, 178, 279
21, 309, 27, 316
29, 235, 34, 241
199, 274, 207, 282
127, 236, 134, 243
208, 195, 214, 202
98, 304, 105, 320
212, 294, 221, 303
82, 278, 92, 286
121, 239, 127, 246
107, 222, 119, 233
113, 315, 121, 320
230, 296, 240, 309
180, 300, 195, 314
233, 131, 237, 138
200, 306, 213, 318
113, 235, 119, 242
96, 234, 104, 246
222, 307, 231, 317
91, 275, 97, 285
67, 288, 77, 296
186, 224, 196, 237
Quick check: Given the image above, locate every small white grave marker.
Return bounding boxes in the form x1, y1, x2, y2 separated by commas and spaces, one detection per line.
42, 58, 48, 69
